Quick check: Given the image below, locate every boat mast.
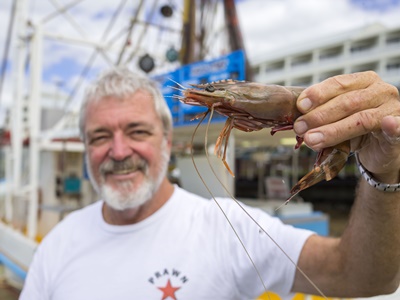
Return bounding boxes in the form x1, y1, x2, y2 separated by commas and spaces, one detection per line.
223, 0, 252, 80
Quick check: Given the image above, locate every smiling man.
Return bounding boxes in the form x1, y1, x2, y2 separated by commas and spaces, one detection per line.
20, 68, 400, 300
83, 90, 173, 224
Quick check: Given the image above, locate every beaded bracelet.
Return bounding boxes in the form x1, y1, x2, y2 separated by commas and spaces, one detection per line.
355, 152, 400, 192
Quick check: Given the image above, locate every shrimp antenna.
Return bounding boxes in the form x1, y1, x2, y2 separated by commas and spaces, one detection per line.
188, 111, 270, 294
200, 109, 271, 296
167, 77, 186, 90
202, 117, 328, 299
169, 85, 184, 92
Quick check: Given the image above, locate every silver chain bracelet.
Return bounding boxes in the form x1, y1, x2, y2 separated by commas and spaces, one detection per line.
355, 152, 400, 192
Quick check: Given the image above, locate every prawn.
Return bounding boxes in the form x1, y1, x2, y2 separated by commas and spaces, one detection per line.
176, 79, 350, 203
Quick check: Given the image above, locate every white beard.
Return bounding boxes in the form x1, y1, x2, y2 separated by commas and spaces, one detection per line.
86, 139, 170, 211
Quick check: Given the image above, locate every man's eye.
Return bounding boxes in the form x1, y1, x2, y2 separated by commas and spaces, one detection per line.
89, 136, 108, 144
130, 130, 150, 136
128, 130, 152, 140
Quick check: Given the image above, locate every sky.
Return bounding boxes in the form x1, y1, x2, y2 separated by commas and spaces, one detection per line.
241, 0, 400, 61
1, 0, 400, 126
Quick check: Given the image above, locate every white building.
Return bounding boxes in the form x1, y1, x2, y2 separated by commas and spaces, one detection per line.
252, 23, 400, 88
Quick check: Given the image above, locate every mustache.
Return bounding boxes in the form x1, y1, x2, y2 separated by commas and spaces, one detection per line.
99, 157, 147, 175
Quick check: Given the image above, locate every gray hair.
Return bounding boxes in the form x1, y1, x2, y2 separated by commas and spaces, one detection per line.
79, 67, 173, 141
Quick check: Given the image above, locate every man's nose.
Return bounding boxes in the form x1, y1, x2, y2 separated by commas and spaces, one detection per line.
109, 134, 132, 161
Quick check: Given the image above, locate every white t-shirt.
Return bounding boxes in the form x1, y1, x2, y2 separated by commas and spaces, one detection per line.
20, 186, 313, 300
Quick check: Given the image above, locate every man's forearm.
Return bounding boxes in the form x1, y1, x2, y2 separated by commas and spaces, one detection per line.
339, 178, 400, 295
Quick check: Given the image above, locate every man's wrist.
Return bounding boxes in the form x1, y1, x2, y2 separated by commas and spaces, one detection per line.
355, 152, 400, 192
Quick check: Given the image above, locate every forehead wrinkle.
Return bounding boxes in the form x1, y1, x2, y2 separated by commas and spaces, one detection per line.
126, 121, 146, 128
126, 121, 154, 130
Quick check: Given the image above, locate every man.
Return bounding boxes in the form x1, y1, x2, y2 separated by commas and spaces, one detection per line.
20, 68, 400, 299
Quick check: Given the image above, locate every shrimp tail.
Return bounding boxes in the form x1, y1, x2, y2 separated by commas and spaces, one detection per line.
290, 140, 351, 198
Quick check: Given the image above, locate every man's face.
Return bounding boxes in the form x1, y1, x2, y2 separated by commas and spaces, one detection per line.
83, 91, 171, 210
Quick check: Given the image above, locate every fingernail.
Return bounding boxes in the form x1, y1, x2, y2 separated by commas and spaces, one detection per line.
299, 98, 312, 111
308, 132, 324, 145
294, 120, 308, 135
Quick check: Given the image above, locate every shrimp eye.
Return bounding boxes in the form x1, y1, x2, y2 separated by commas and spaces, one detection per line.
205, 84, 215, 92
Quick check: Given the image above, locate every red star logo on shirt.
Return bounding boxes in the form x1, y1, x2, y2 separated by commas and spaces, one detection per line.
157, 279, 181, 300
